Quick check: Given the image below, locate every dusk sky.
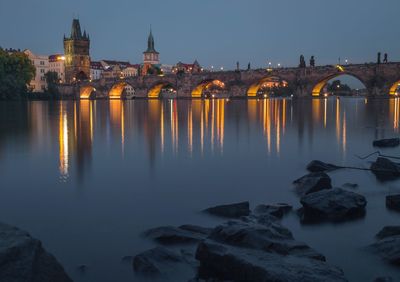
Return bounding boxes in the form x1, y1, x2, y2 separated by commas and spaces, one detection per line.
1, 0, 399, 69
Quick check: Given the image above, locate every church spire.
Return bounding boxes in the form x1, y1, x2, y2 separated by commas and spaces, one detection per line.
146, 26, 157, 53
71, 18, 82, 39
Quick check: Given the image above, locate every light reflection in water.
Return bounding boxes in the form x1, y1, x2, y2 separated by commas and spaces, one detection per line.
46, 98, 400, 181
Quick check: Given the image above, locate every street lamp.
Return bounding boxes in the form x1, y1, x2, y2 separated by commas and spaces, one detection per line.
220, 67, 224, 71
277, 63, 281, 68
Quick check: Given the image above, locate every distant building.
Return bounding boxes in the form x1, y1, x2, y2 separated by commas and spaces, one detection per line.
121, 65, 139, 77
24, 49, 49, 92
172, 60, 202, 74
63, 19, 91, 83
160, 64, 174, 74
48, 54, 65, 83
99, 60, 139, 79
90, 61, 104, 80
142, 28, 160, 75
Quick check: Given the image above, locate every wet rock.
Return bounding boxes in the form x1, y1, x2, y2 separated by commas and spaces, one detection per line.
293, 172, 332, 196
370, 157, 400, 181
307, 160, 340, 172
373, 138, 400, 148
254, 203, 292, 218
342, 183, 358, 189
370, 230, 400, 266
179, 225, 213, 235
133, 247, 196, 278
204, 201, 250, 218
0, 222, 72, 282
195, 240, 347, 282
208, 220, 324, 260
386, 194, 400, 212
376, 226, 400, 240
144, 225, 208, 244
300, 188, 367, 223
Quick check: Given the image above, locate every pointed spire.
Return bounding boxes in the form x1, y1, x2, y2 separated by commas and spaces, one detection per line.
145, 26, 157, 53
71, 18, 82, 39
83, 30, 87, 38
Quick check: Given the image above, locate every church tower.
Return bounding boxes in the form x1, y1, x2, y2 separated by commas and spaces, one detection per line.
64, 19, 91, 83
142, 28, 160, 75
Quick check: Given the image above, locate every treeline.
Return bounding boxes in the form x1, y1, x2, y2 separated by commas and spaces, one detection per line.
0, 48, 63, 100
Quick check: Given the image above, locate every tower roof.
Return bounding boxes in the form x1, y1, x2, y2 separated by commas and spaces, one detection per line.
68, 19, 89, 40
144, 27, 158, 54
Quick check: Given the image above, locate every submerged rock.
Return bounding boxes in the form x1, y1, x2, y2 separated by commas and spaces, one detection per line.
144, 225, 209, 245
254, 203, 292, 218
204, 201, 250, 218
0, 222, 72, 282
195, 240, 347, 282
300, 188, 367, 223
373, 138, 400, 148
386, 195, 400, 212
370, 227, 400, 266
376, 226, 400, 240
307, 160, 340, 172
208, 220, 324, 260
370, 157, 400, 181
293, 172, 332, 196
133, 246, 196, 278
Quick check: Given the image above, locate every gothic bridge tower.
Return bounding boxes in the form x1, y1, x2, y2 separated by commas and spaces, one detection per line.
64, 19, 91, 83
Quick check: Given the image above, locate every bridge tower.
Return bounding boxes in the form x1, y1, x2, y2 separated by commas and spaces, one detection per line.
63, 19, 91, 83
142, 27, 160, 75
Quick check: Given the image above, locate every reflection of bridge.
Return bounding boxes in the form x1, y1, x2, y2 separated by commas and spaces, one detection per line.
59, 63, 400, 99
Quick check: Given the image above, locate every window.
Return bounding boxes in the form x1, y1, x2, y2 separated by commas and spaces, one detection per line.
40, 69, 45, 73
40, 61, 45, 66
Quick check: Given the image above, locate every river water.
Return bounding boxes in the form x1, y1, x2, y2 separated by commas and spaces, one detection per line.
0, 97, 399, 281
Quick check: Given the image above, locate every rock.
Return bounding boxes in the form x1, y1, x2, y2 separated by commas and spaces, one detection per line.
376, 226, 400, 240
293, 172, 332, 196
0, 222, 72, 282
307, 160, 340, 172
144, 225, 208, 244
133, 246, 196, 279
208, 220, 324, 260
254, 203, 292, 218
195, 240, 347, 282
204, 201, 250, 218
300, 188, 367, 223
386, 195, 400, 212
342, 183, 358, 189
179, 225, 213, 235
370, 157, 400, 181
369, 231, 400, 266
373, 138, 400, 148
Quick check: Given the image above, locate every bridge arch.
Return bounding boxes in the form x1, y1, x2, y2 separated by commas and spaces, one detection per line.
109, 82, 136, 99
191, 79, 226, 98
80, 85, 96, 99
148, 82, 177, 98
389, 80, 400, 96
312, 68, 367, 97
247, 76, 289, 97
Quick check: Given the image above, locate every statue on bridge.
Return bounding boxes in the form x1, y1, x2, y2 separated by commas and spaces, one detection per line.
236, 61, 240, 71
377, 52, 381, 64
384, 53, 388, 63
299, 55, 306, 68
247, 62, 251, 70
310, 56, 315, 67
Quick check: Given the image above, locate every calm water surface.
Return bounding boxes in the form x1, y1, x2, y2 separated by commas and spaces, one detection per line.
1, 98, 400, 281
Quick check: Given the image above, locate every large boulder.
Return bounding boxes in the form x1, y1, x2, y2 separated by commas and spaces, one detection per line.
370, 226, 400, 266
0, 223, 72, 282
370, 157, 400, 181
373, 138, 400, 148
300, 188, 367, 223
195, 240, 347, 282
208, 220, 324, 260
386, 195, 400, 212
293, 172, 332, 196
254, 203, 292, 219
204, 201, 250, 218
144, 225, 211, 245
133, 246, 196, 278
307, 160, 339, 172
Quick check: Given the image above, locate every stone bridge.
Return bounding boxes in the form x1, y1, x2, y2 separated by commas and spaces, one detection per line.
60, 63, 400, 99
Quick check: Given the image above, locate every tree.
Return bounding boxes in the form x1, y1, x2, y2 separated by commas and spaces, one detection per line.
44, 71, 60, 96
0, 48, 35, 100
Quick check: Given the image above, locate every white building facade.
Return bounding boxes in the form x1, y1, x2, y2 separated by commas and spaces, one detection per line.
24, 49, 49, 92
48, 54, 66, 83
